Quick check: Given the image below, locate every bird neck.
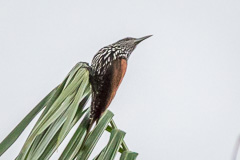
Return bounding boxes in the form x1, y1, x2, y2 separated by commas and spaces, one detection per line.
91, 46, 130, 75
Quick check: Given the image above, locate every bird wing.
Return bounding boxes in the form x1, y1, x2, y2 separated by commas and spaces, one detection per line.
104, 58, 128, 109
90, 58, 128, 121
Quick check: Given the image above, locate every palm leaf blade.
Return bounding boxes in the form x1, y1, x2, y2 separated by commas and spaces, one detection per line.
16, 63, 89, 160
58, 111, 91, 160
120, 151, 138, 160
97, 129, 126, 160
2, 62, 139, 160
0, 87, 57, 156
75, 110, 114, 160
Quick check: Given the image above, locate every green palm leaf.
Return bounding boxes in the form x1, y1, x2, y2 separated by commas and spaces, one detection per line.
75, 110, 114, 160
120, 151, 138, 160
0, 87, 57, 156
96, 129, 126, 160
1, 62, 138, 160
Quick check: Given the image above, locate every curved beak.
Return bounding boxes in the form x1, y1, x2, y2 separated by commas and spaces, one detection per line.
134, 35, 152, 44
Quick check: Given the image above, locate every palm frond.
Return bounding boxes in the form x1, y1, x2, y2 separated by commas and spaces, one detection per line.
0, 62, 138, 160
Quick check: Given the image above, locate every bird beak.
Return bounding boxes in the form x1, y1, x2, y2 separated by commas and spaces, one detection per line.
134, 35, 152, 44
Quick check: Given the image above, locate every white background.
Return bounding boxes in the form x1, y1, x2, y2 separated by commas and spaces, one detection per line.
1, 0, 240, 160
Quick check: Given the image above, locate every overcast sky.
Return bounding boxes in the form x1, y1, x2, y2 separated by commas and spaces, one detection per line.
1, 0, 240, 160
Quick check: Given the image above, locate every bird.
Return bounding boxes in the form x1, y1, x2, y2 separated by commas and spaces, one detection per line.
85, 35, 152, 132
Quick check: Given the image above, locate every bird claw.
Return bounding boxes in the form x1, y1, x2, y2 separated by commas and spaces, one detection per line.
82, 65, 92, 73
80, 64, 94, 81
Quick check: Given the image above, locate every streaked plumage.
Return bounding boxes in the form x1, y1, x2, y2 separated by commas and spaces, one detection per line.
88, 35, 152, 128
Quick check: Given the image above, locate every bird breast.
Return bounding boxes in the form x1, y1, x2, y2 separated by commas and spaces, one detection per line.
92, 58, 127, 114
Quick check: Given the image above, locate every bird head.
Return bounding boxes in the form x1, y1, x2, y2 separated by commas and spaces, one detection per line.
113, 35, 152, 56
